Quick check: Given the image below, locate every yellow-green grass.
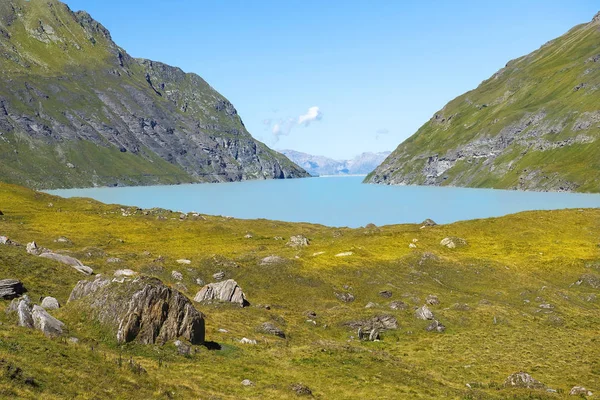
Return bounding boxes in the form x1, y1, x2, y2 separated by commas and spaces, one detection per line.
0, 182, 598, 399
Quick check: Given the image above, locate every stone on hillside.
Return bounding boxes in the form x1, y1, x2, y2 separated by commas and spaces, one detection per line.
379, 290, 393, 298
290, 383, 313, 396
54, 236, 72, 244
0, 279, 26, 299
174, 340, 191, 356
415, 305, 434, 320
212, 271, 225, 280
569, 386, 593, 396
335, 252, 353, 257
16, 296, 34, 328
171, 270, 183, 281
106, 257, 122, 263
39, 252, 82, 266
258, 322, 285, 338
239, 337, 257, 345
176, 259, 191, 265
26, 242, 39, 255
425, 320, 446, 333
32, 305, 64, 337
503, 372, 546, 389
241, 379, 254, 386
41, 297, 60, 310
421, 218, 437, 227
73, 265, 94, 275
365, 302, 378, 309
68, 275, 205, 344
0, 236, 12, 245
452, 303, 471, 311
260, 255, 286, 265
426, 294, 440, 305
346, 315, 398, 341
287, 235, 310, 248
440, 237, 467, 249
409, 243, 417, 249
194, 279, 248, 307
244, 233, 253, 239
114, 269, 137, 277
389, 300, 409, 310
335, 292, 355, 303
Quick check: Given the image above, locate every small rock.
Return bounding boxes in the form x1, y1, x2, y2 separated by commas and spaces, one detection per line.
218, 328, 228, 333
260, 255, 286, 265
425, 320, 446, 333
244, 233, 253, 239
305, 311, 317, 319
0, 236, 11, 245
212, 271, 225, 280
389, 300, 408, 310
539, 303, 554, 309
421, 219, 437, 227
409, 243, 417, 248
41, 297, 60, 310
259, 322, 285, 338
66, 162, 75, 169
68, 337, 79, 344
426, 295, 440, 305
106, 257, 121, 263
273, 236, 284, 241
365, 302, 378, 309
415, 305, 434, 320
195, 278, 204, 286
54, 236, 72, 244
26, 241, 42, 255
503, 372, 546, 389
193, 279, 248, 307
0, 279, 26, 299
312, 251, 325, 256
241, 379, 254, 386
379, 290, 392, 298
239, 337, 257, 345
287, 235, 310, 248
452, 303, 471, 311
569, 386, 593, 396
114, 269, 137, 277
176, 259, 191, 265
171, 270, 183, 281
290, 383, 313, 396
335, 252, 353, 257
335, 292, 355, 303
440, 237, 467, 249
174, 340, 191, 356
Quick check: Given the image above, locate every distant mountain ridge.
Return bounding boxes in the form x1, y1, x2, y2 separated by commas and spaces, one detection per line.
366, 12, 600, 193
0, 0, 308, 189
281, 150, 391, 176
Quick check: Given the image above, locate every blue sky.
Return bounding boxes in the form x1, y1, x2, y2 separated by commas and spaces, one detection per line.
64, 0, 598, 159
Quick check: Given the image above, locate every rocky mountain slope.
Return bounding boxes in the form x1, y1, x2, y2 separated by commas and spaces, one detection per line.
366, 12, 600, 193
0, 0, 308, 189
281, 149, 390, 176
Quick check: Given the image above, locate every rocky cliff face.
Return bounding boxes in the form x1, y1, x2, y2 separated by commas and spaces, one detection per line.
366, 12, 600, 193
0, 0, 308, 189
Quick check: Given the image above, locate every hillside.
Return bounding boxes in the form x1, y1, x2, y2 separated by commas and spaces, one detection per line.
281, 150, 390, 176
366, 12, 600, 193
0, 0, 308, 189
0, 182, 599, 398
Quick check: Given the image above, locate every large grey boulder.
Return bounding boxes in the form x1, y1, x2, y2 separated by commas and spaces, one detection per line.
440, 237, 467, 249
193, 279, 248, 307
503, 372, 545, 389
426, 320, 446, 333
346, 315, 399, 341
286, 235, 310, 248
415, 305, 435, 320
39, 252, 93, 275
32, 305, 64, 337
41, 297, 60, 310
258, 322, 286, 338
68, 275, 205, 344
16, 296, 34, 328
0, 279, 26, 299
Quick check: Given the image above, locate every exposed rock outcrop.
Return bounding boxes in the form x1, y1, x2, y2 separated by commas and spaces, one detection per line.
0, 279, 26, 299
193, 279, 248, 307
503, 372, 546, 390
346, 315, 398, 341
68, 275, 205, 344
258, 322, 286, 338
415, 305, 435, 320
32, 305, 64, 337
39, 252, 93, 275
286, 235, 310, 248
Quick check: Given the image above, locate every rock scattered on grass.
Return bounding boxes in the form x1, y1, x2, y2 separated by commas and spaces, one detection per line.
287, 235, 310, 248
425, 320, 446, 333
335, 292, 355, 303
258, 322, 285, 338
114, 269, 137, 277
379, 290, 392, 298
241, 379, 254, 386
426, 294, 440, 305
440, 237, 467, 249
171, 270, 183, 281
260, 255, 286, 265
239, 337, 257, 345
174, 340, 191, 356
290, 383, 313, 396
569, 386, 593, 396
389, 301, 408, 310
503, 372, 546, 390
193, 279, 248, 307
41, 297, 60, 310
335, 252, 353, 257
0, 279, 26, 299
32, 305, 64, 337
415, 305, 434, 320
176, 259, 191, 265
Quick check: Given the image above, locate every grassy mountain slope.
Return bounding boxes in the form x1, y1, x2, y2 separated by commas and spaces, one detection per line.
0, 182, 598, 398
366, 12, 600, 193
0, 0, 308, 189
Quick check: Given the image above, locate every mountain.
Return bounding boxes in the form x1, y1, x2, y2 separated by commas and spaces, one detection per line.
366, 12, 600, 193
0, 0, 308, 189
281, 150, 391, 176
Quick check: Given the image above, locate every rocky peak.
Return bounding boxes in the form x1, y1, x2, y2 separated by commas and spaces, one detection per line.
73, 10, 113, 43
593, 11, 600, 23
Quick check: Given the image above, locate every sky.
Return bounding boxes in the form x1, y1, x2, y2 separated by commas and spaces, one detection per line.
63, 0, 599, 160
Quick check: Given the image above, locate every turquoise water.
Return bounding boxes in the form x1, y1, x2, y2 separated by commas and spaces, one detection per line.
47, 176, 600, 228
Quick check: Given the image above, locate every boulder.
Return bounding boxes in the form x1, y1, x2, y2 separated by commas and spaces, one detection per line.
365, 302, 378, 309
290, 383, 313, 396
335, 292, 355, 303
287, 235, 310, 247
425, 320, 446, 333
26, 241, 43, 255
212, 271, 225, 280
16, 296, 34, 328
415, 305, 435, 320
239, 337, 257, 345
241, 379, 254, 386
379, 290, 393, 298
68, 275, 205, 345
503, 372, 545, 390
346, 315, 398, 341
335, 252, 353, 257
54, 236, 72, 244
258, 322, 285, 338
32, 305, 64, 337
39, 252, 93, 274
426, 294, 440, 305
41, 297, 60, 310
421, 219, 437, 227
114, 269, 137, 277
440, 237, 467, 249
174, 340, 191, 356
106, 257, 122, 263
176, 259, 191, 265
569, 386, 593, 396
260, 255, 286, 265
0, 279, 26, 299
389, 301, 408, 310
193, 279, 248, 307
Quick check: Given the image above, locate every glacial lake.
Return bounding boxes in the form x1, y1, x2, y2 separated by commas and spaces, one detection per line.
47, 176, 600, 228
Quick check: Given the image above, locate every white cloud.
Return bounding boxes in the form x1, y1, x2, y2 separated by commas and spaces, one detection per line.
298, 106, 323, 126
